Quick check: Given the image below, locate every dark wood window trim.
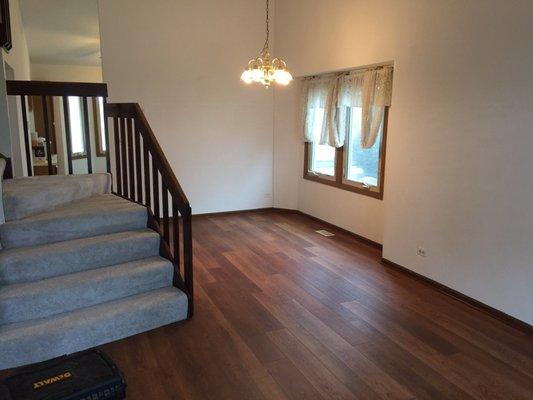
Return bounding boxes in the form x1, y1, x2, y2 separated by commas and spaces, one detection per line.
93, 97, 107, 157
303, 107, 389, 200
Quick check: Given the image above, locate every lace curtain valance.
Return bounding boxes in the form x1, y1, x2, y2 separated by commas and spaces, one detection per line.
301, 65, 393, 149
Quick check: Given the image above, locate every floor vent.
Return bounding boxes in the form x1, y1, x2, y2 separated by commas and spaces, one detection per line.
316, 229, 335, 237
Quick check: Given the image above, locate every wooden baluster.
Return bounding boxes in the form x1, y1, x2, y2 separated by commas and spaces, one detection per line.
120, 118, 128, 197
134, 124, 142, 202
102, 97, 111, 174
152, 157, 160, 222
113, 117, 122, 195
127, 118, 135, 199
172, 198, 181, 269
182, 206, 194, 317
82, 97, 92, 173
19, 95, 32, 176
41, 96, 53, 175
62, 96, 73, 174
162, 183, 170, 245
143, 138, 151, 208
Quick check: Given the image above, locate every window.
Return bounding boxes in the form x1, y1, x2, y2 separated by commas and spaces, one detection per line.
303, 65, 392, 199
93, 97, 107, 156
307, 108, 336, 177
68, 96, 86, 157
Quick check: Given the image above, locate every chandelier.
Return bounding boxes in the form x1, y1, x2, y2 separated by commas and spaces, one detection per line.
240, 0, 292, 88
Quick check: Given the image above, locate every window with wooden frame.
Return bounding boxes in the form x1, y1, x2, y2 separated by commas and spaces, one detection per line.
68, 96, 87, 159
93, 97, 107, 157
302, 65, 392, 199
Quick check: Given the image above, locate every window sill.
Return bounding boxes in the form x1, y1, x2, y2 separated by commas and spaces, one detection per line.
303, 173, 383, 200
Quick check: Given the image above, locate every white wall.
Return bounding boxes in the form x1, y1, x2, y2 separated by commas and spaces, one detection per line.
0, 0, 31, 176
98, 0, 274, 214
31, 63, 102, 83
274, 0, 533, 324
3, 0, 31, 80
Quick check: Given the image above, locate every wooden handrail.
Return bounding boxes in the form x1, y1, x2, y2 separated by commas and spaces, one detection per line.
105, 102, 194, 317
6, 80, 107, 97
5, 80, 110, 176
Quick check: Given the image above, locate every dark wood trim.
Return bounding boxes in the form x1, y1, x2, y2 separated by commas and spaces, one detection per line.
113, 117, 122, 194
81, 97, 92, 173
6, 80, 107, 97
192, 207, 275, 218
303, 106, 389, 200
40, 96, 53, 175
19, 95, 32, 176
62, 96, 74, 174
381, 258, 532, 335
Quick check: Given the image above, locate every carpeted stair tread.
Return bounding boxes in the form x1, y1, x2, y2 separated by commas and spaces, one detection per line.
0, 287, 188, 369
0, 229, 160, 284
3, 173, 112, 221
0, 256, 174, 324
0, 194, 147, 249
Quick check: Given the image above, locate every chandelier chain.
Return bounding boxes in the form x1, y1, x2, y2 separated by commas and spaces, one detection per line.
262, 0, 270, 55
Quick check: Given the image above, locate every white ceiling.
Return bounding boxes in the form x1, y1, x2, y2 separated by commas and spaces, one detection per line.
20, 0, 101, 66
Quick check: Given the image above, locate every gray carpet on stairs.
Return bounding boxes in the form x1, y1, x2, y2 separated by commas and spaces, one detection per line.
0, 194, 148, 249
0, 256, 174, 324
3, 173, 112, 221
0, 229, 160, 285
0, 187, 189, 370
0, 287, 188, 369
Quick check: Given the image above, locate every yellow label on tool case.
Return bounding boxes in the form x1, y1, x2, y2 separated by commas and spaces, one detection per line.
32, 371, 72, 389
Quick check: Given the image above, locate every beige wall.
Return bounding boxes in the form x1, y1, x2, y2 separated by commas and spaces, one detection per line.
31, 63, 102, 82
98, 0, 274, 214
274, 0, 533, 323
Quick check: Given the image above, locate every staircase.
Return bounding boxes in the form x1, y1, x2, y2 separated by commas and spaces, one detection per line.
0, 174, 189, 369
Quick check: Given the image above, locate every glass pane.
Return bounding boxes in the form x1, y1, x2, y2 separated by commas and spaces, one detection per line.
98, 97, 106, 151
68, 97, 85, 155
345, 107, 382, 187
309, 108, 335, 176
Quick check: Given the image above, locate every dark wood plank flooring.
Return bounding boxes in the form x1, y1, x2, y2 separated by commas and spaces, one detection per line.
5, 210, 533, 399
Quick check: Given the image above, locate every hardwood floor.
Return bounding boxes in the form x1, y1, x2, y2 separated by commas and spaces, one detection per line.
4, 210, 533, 399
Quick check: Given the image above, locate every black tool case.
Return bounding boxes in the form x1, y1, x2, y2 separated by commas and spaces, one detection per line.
0, 349, 126, 400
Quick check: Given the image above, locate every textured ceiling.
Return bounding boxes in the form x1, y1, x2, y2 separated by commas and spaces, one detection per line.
20, 0, 101, 66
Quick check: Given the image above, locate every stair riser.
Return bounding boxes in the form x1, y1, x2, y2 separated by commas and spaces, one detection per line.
0, 208, 148, 249
0, 261, 174, 324
0, 232, 160, 285
0, 288, 188, 370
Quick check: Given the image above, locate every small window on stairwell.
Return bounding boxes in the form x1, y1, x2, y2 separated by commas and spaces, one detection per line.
93, 97, 107, 156
68, 96, 86, 158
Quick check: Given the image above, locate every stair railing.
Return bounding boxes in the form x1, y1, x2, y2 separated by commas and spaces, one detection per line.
105, 103, 193, 317
5, 81, 193, 317
6, 80, 110, 176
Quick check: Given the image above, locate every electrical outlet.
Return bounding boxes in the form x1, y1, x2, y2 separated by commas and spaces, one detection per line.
417, 247, 427, 257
